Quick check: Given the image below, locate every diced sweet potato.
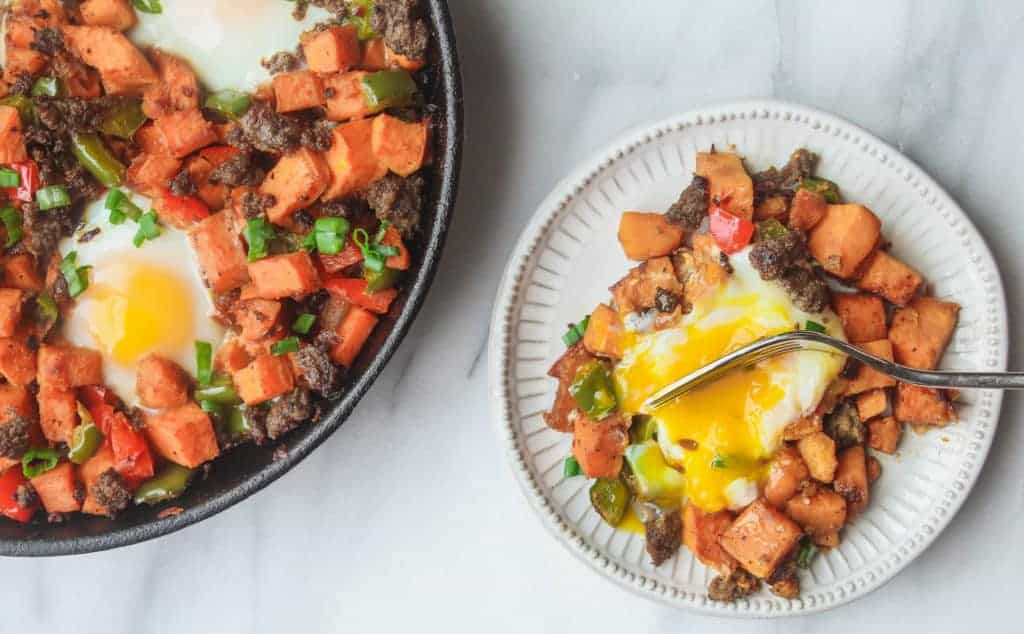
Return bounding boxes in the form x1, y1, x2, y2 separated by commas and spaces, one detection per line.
135, 124, 168, 155
0, 383, 33, 422
261, 148, 332, 224
754, 195, 788, 221
797, 431, 837, 483
233, 354, 294, 405
142, 49, 201, 118
832, 293, 886, 343
154, 109, 217, 158
855, 250, 923, 306
126, 153, 181, 199
37, 345, 103, 390
807, 204, 882, 279
785, 488, 847, 541
234, 299, 282, 341
610, 256, 684, 314
324, 71, 372, 121
764, 446, 809, 508
856, 389, 888, 421
788, 189, 827, 231
322, 118, 386, 200
783, 413, 822, 441
331, 305, 378, 367
30, 461, 81, 513
846, 339, 898, 395
361, 38, 388, 70
273, 70, 326, 113
63, 25, 159, 95
616, 212, 685, 261
719, 499, 803, 579
215, 337, 250, 374
5, 16, 37, 49
61, 58, 102, 99
136, 354, 190, 409
834, 445, 869, 517
79, 444, 115, 516
542, 343, 592, 433
247, 251, 320, 300
888, 297, 960, 370
583, 303, 623, 360
0, 106, 28, 163
0, 288, 24, 337
38, 386, 77, 444
695, 151, 753, 220
189, 211, 249, 293
3, 48, 47, 85
80, 0, 136, 31
384, 45, 426, 71
0, 337, 36, 386
302, 25, 361, 73
145, 403, 219, 468
571, 412, 628, 479
894, 383, 957, 426
1, 254, 42, 291
371, 114, 428, 177
682, 504, 737, 574
866, 416, 902, 454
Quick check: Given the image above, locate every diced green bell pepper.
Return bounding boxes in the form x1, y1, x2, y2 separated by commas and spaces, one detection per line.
629, 415, 658, 444
799, 177, 840, 204
624, 442, 685, 501
71, 132, 125, 187
569, 361, 617, 420
100, 98, 147, 140
134, 463, 197, 505
364, 266, 401, 293
68, 404, 102, 464
589, 477, 630, 526
361, 70, 417, 112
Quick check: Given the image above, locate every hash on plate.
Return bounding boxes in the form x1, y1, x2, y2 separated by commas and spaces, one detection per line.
0, 0, 433, 523
545, 146, 961, 601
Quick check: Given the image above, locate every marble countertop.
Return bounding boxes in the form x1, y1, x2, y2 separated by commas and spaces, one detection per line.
7, 1, 1024, 632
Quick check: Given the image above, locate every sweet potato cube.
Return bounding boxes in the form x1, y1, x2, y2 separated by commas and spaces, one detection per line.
79, 444, 115, 516
233, 354, 294, 405
189, 211, 250, 293
38, 387, 77, 445
894, 383, 957, 426
834, 445, 869, 517
273, 70, 326, 113
142, 49, 201, 118
583, 303, 624, 360
126, 153, 179, 198
234, 299, 282, 341
215, 337, 251, 374
1, 254, 42, 291
323, 118, 386, 200
0, 106, 28, 163
764, 446, 809, 508
807, 204, 881, 279
832, 293, 887, 343
682, 504, 737, 574
37, 345, 103, 390
785, 488, 847, 540
247, 251, 320, 300
866, 416, 902, 454
331, 305, 379, 367
261, 148, 332, 223
856, 389, 888, 421
616, 212, 685, 261
0, 383, 33, 422
571, 412, 628, 480
719, 499, 803, 579
798, 431, 838, 483
783, 413, 822, 441
0, 337, 36, 386
0, 289, 24, 337
136, 354, 190, 409
324, 71, 373, 121
3, 48, 47, 85
788, 189, 827, 232
384, 45, 426, 72
80, 0, 136, 31
30, 461, 82, 513
145, 403, 219, 468
695, 151, 753, 220
63, 25, 159, 95
135, 124, 168, 155
361, 38, 388, 70
889, 297, 960, 370
154, 109, 217, 158
855, 250, 923, 306
302, 25, 361, 73
371, 114, 429, 177
846, 339, 898, 395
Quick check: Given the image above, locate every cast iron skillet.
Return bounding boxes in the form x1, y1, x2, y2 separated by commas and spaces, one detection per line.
0, 0, 462, 556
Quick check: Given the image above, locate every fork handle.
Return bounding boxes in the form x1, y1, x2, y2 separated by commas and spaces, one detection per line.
841, 346, 1022, 389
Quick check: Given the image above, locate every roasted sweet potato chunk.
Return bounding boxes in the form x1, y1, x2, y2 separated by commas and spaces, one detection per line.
889, 297, 960, 370
617, 212, 685, 261
30, 461, 82, 514
797, 431, 837, 483
37, 345, 103, 390
866, 416, 902, 454
764, 446, 809, 508
719, 499, 802, 579
785, 488, 847, 543
894, 383, 956, 427
542, 343, 593, 433
136, 354, 191, 409
855, 389, 888, 421
696, 151, 754, 220
683, 503, 737, 574
832, 293, 887, 343
145, 403, 220, 468
788, 189, 827, 232
855, 250, 923, 306
846, 339, 898, 395
571, 412, 628, 479
834, 445, 869, 517
582, 304, 623, 360
807, 204, 881, 279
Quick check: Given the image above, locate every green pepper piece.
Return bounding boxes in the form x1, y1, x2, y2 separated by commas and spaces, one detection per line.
224, 405, 253, 439
133, 463, 197, 505
364, 266, 401, 292
755, 218, 788, 242
0, 95, 34, 122
99, 98, 147, 140
361, 70, 417, 112
629, 415, 657, 444
569, 361, 618, 420
799, 177, 840, 204
71, 132, 125, 187
205, 90, 252, 121
589, 478, 630, 526
795, 537, 818, 569
624, 442, 685, 500
31, 77, 64, 98
193, 372, 242, 406
68, 403, 102, 465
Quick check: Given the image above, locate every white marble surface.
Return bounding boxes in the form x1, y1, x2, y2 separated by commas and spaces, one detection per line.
7, 1, 1024, 632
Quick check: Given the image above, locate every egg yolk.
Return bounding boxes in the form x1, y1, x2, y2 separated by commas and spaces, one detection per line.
81, 263, 194, 367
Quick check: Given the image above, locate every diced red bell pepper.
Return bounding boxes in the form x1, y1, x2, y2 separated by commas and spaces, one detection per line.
3, 161, 40, 203
324, 277, 397, 314
382, 225, 410, 271
109, 413, 154, 485
156, 192, 211, 227
318, 240, 364, 274
709, 205, 755, 254
79, 385, 118, 436
199, 145, 241, 168
0, 466, 35, 523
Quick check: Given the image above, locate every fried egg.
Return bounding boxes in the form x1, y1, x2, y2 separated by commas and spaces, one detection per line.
130, 0, 331, 93
615, 245, 845, 513
60, 195, 225, 405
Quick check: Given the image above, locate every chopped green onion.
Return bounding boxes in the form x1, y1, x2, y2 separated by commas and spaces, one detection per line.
59, 251, 90, 298
205, 90, 252, 121
243, 218, 276, 261
292, 313, 316, 335
195, 341, 213, 386
0, 206, 23, 248
132, 0, 163, 13
710, 454, 728, 469
306, 216, 350, 255
105, 188, 142, 224
30, 77, 62, 98
0, 168, 19, 188
35, 292, 58, 321
804, 320, 827, 334
199, 399, 224, 418
22, 447, 59, 478
344, 0, 377, 40
562, 315, 590, 347
133, 211, 161, 247
353, 227, 395, 272
36, 185, 71, 211
796, 537, 818, 569
563, 455, 583, 478
271, 337, 300, 356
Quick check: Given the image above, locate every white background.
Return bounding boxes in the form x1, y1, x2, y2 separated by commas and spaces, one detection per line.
8, 1, 1024, 632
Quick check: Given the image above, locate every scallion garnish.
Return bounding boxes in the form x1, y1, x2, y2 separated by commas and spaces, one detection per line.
796, 537, 818, 569
312, 216, 350, 255
292, 313, 316, 335
710, 454, 728, 469
0, 168, 19, 188
105, 188, 142, 224
804, 320, 827, 334
133, 211, 161, 247
36, 185, 70, 211
22, 447, 59, 478
563, 455, 583, 478
30, 77, 62, 98
562, 315, 590, 347
353, 225, 399, 272
243, 217, 276, 261
195, 341, 213, 386
199, 399, 224, 418
59, 251, 90, 298
132, 0, 163, 14
35, 292, 58, 322
271, 337, 300, 356
0, 206, 23, 247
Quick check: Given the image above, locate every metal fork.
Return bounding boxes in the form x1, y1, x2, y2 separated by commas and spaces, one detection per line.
643, 330, 1021, 411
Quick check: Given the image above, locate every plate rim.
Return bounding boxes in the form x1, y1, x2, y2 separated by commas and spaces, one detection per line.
487, 98, 1008, 617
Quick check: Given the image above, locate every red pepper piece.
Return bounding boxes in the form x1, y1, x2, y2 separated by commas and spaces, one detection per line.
318, 240, 364, 274
0, 466, 36, 523
110, 413, 154, 484
78, 385, 119, 437
324, 277, 397, 314
709, 205, 755, 254
3, 161, 40, 203
156, 192, 211, 227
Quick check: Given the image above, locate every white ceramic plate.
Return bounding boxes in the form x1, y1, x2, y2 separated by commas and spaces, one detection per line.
488, 101, 1008, 617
